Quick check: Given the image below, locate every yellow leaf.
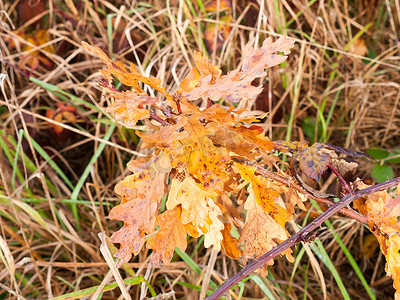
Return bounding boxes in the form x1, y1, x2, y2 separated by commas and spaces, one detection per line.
105, 91, 158, 127
178, 67, 200, 93
167, 168, 224, 250
235, 162, 290, 226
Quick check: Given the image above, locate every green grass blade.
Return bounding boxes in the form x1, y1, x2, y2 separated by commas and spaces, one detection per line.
310, 240, 350, 300
22, 130, 74, 191
310, 200, 376, 299
70, 123, 116, 228
29, 77, 104, 115
174, 247, 218, 290
48, 276, 144, 300
0, 133, 33, 197
249, 274, 277, 300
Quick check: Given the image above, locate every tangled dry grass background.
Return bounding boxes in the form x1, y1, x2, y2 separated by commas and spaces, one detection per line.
0, 0, 400, 299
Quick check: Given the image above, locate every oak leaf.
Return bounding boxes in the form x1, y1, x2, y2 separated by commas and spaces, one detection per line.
210, 126, 256, 158
109, 170, 167, 266
173, 117, 231, 192
239, 186, 294, 276
235, 163, 290, 226
221, 223, 242, 259
184, 70, 262, 103
177, 67, 200, 93
241, 37, 295, 78
229, 124, 275, 155
180, 100, 257, 126
183, 37, 293, 103
46, 103, 77, 135
166, 169, 224, 250
354, 182, 400, 298
83, 42, 172, 99
127, 151, 172, 176
193, 51, 222, 81
137, 117, 189, 150
146, 207, 187, 265
106, 91, 158, 127
285, 188, 307, 215
216, 194, 242, 223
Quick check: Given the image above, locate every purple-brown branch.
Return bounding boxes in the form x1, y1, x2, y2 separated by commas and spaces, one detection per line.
327, 162, 352, 194
206, 176, 400, 300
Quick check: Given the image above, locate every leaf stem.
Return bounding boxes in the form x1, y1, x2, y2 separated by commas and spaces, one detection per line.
149, 111, 170, 126
206, 176, 400, 300
327, 162, 352, 194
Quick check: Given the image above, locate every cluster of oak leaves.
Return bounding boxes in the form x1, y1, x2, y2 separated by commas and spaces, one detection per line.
83, 37, 400, 297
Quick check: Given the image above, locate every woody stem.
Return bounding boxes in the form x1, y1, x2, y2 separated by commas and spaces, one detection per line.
206, 176, 400, 300
327, 162, 352, 194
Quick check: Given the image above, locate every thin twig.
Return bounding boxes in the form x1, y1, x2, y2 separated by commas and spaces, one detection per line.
327, 162, 352, 194
149, 111, 170, 126
234, 158, 367, 224
206, 176, 400, 300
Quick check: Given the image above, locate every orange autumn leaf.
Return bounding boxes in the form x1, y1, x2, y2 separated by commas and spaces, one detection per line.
180, 100, 253, 126
178, 117, 231, 192
285, 188, 307, 215
146, 207, 187, 265
183, 37, 294, 103
235, 163, 290, 226
83, 41, 172, 100
106, 91, 158, 127
204, 15, 232, 53
7, 29, 55, 70
210, 126, 256, 158
109, 170, 167, 266
229, 124, 275, 154
221, 223, 242, 259
204, 0, 232, 12
354, 182, 400, 298
126, 151, 172, 176
102, 66, 172, 99
177, 67, 200, 93
193, 51, 222, 81
241, 36, 295, 77
136, 117, 189, 150
183, 70, 262, 103
46, 103, 77, 134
